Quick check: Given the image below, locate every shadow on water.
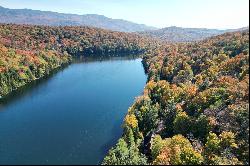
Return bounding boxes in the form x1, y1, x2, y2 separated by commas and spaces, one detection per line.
72, 54, 142, 63
99, 119, 124, 164
0, 55, 142, 108
0, 64, 70, 107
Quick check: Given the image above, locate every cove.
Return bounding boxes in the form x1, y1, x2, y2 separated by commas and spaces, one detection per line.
0, 57, 147, 165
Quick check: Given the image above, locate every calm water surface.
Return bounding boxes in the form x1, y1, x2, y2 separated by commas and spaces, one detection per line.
0, 57, 147, 165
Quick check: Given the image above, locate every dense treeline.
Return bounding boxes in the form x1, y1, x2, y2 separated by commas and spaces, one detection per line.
0, 24, 155, 56
0, 44, 71, 97
0, 23, 157, 97
103, 30, 249, 165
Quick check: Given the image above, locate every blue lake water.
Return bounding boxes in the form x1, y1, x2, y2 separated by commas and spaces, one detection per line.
0, 57, 147, 165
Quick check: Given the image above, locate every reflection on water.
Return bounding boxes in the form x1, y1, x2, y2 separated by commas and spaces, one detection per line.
0, 65, 69, 107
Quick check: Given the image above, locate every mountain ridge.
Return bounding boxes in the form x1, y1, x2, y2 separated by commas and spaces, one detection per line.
0, 6, 248, 41
139, 26, 249, 42
0, 6, 157, 32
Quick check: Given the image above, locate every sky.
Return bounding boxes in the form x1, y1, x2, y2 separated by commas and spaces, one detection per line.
0, 0, 249, 29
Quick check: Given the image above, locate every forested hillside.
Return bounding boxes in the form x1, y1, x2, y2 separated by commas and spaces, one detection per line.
0, 23, 249, 165
103, 30, 249, 165
0, 43, 71, 98
0, 24, 154, 56
0, 24, 156, 97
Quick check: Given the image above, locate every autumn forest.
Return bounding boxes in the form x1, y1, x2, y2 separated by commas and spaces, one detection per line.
0, 2, 249, 165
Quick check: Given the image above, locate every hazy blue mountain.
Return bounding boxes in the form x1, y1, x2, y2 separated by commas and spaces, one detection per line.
226, 26, 249, 32
0, 6, 157, 32
139, 26, 249, 42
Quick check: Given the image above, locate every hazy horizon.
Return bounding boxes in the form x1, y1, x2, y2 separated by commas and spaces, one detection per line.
0, 0, 249, 30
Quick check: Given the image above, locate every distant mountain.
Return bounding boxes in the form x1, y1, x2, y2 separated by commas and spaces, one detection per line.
139, 26, 249, 42
226, 26, 249, 32
0, 6, 157, 32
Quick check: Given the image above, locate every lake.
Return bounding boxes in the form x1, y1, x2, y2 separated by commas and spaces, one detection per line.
0, 57, 147, 165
